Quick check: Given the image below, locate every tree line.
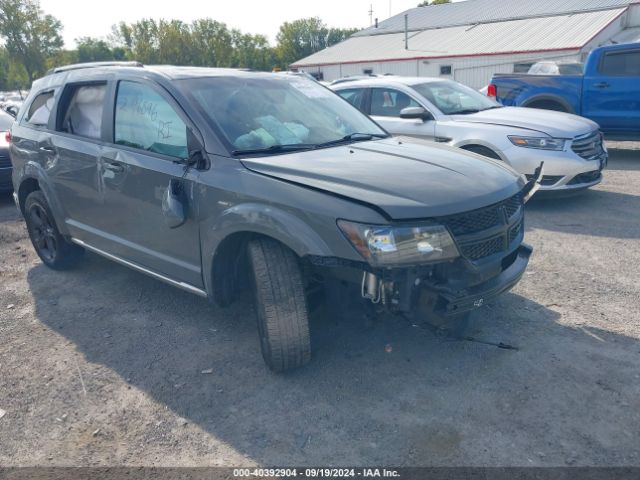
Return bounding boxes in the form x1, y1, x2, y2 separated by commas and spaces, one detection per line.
0, 0, 357, 89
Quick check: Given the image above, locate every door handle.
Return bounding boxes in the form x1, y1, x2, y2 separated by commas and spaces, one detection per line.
104, 162, 125, 174
39, 146, 56, 153
593, 82, 610, 89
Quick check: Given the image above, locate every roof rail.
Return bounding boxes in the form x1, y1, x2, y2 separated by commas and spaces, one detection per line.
46, 61, 144, 75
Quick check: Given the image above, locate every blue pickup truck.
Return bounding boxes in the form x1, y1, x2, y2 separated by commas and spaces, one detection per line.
489, 43, 640, 140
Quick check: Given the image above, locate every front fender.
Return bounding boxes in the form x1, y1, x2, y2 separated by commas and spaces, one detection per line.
201, 202, 335, 296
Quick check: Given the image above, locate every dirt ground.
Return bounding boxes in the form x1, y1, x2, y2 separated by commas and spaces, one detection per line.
1, 142, 639, 467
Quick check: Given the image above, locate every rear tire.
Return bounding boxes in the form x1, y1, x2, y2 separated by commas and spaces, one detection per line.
24, 191, 84, 270
248, 237, 311, 372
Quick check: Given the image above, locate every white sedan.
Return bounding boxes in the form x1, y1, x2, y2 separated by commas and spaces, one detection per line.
331, 77, 607, 192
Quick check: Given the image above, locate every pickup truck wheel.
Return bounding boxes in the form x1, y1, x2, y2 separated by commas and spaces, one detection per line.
24, 191, 84, 270
248, 237, 311, 372
462, 145, 502, 160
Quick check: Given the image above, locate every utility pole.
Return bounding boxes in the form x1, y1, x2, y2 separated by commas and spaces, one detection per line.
369, 4, 374, 26
389, 0, 392, 17
404, 14, 409, 49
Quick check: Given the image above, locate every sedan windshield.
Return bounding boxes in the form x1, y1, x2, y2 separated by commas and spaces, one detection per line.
178, 75, 387, 155
412, 81, 501, 115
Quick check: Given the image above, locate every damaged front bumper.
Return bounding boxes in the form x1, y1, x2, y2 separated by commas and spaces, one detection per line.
434, 243, 531, 316
354, 242, 532, 319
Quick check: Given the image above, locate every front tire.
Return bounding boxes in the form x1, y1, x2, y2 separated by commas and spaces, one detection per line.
24, 191, 84, 270
248, 237, 311, 372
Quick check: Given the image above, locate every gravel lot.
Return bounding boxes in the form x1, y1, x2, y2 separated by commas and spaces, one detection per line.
1, 142, 639, 467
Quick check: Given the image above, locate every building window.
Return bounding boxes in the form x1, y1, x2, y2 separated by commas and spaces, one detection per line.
363, 68, 373, 75
440, 65, 452, 75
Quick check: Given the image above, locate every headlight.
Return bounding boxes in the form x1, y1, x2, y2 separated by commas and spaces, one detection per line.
337, 220, 459, 266
508, 136, 566, 151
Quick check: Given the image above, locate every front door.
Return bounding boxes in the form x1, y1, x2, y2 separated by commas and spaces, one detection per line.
96, 80, 203, 287
368, 87, 436, 140
582, 48, 640, 138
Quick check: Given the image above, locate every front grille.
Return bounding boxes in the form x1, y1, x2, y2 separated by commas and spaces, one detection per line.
509, 219, 523, 243
441, 192, 522, 236
568, 170, 602, 185
572, 131, 605, 161
439, 192, 524, 262
0, 155, 11, 168
460, 236, 503, 261
525, 174, 564, 186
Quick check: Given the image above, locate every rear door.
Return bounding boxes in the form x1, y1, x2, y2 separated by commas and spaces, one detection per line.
49, 80, 110, 236
367, 87, 436, 139
96, 78, 203, 287
582, 48, 640, 138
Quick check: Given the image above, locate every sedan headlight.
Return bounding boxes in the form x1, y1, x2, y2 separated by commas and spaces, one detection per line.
337, 220, 459, 266
508, 136, 566, 151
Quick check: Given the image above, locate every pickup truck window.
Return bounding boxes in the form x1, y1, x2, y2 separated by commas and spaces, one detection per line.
115, 81, 188, 159
600, 50, 640, 76
370, 88, 420, 117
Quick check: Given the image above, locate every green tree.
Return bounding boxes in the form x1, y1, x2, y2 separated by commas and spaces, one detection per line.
418, 0, 451, 6
0, 48, 28, 89
276, 17, 357, 67
76, 37, 125, 63
0, 0, 63, 83
190, 19, 233, 67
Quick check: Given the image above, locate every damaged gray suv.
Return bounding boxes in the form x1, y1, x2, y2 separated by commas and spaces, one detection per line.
10, 62, 540, 372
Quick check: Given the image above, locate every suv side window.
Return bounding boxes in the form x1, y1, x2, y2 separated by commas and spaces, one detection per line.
24, 91, 54, 127
337, 88, 365, 111
58, 84, 107, 140
370, 88, 420, 117
600, 50, 640, 76
114, 81, 188, 159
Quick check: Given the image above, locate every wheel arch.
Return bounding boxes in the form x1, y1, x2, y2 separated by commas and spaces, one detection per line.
455, 141, 507, 162
521, 94, 574, 113
16, 163, 69, 235
202, 203, 333, 306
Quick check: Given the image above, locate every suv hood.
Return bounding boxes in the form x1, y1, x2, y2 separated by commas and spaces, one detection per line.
451, 106, 599, 137
241, 138, 524, 220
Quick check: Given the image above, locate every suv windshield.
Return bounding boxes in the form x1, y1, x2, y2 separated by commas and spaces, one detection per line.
412, 81, 501, 115
179, 75, 388, 155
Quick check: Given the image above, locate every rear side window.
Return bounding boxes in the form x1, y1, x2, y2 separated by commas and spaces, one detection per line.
600, 51, 640, 76
114, 81, 188, 159
25, 91, 54, 127
58, 84, 107, 140
370, 88, 420, 117
337, 88, 365, 111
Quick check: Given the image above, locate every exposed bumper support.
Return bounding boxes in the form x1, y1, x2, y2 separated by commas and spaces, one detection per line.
436, 243, 532, 316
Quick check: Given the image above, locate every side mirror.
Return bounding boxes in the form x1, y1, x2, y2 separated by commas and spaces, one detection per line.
400, 106, 432, 121
5, 105, 18, 118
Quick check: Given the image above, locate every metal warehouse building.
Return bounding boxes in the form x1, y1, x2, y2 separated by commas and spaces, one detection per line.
291, 0, 640, 89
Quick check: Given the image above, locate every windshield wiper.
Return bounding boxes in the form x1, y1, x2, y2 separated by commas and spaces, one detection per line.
232, 143, 316, 156
448, 109, 480, 115
315, 132, 388, 148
